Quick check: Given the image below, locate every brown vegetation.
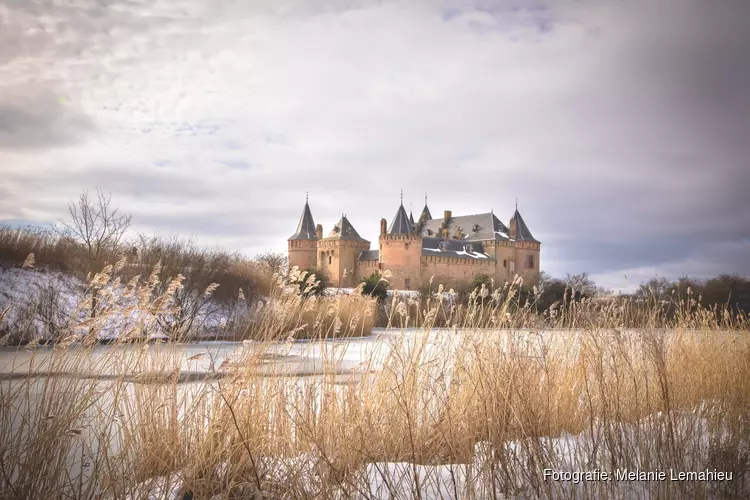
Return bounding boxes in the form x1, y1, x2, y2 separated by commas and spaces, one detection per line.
0, 262, 748, 498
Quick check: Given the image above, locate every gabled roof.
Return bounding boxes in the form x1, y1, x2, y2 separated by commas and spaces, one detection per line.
419, 203, 432, 222
510, 209, 539, 242
324, 215, 369, 242
388, 203, 414, 235
288, 201, 317, 241
420, 212, 511, 242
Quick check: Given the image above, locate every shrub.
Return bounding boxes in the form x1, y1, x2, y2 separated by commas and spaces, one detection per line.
361, 272, 389, 302
469, 273, 491, 292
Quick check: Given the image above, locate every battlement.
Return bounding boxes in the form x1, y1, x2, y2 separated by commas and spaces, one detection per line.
288, 239, 317, 249
379, 233, 422, 242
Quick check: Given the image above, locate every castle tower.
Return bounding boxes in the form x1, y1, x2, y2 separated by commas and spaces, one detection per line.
317, 214, 370, 287
508, 205, 541, 286
287, 196, 318, 272
379, 196, 423, 290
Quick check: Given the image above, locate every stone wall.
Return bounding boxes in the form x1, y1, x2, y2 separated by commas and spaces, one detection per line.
379, 234, 423, 290
355, 259, 379, 282
288, 239, 317, 272
513, 241, 541, 287
422, 254, 495, 290
317, 239, 369, 287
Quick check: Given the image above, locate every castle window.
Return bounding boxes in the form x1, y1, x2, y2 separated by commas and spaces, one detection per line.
328, 255, 332, 265
404, 278, 411, 290
405, 242, 409, 250
527, 255, 534, 269
503, 259, 507, 268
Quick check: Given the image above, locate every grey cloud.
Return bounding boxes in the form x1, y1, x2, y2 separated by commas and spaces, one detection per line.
0, 93, 96, 149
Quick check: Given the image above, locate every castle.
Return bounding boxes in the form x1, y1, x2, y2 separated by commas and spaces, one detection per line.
287, 194, 541, 290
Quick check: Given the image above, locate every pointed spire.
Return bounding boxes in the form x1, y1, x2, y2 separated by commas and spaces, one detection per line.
418, 191, 432, 223
509, 206, 539, 242
288, 196, 317, 241
388, 195, 413, 235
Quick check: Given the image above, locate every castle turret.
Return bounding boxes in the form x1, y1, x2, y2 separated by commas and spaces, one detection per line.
317, 214, 369, 287
287, 196, 319, 272
379, 197, 423, 290
508, 204, 541, 286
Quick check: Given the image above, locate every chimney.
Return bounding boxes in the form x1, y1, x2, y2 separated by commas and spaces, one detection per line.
444, 210, 452, 222
508, 218, 517, 239
316, 224, 323, 240
380, 218, 387, 236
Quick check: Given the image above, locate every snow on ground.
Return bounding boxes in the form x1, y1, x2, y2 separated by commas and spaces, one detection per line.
0, 266, 243, 342
325, 287, 422, 298
0, 266, 85, 332
127, 411, 745, 499
323, 287, 357, 296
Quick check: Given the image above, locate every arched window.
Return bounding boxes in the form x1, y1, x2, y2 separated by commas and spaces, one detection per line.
328, 255, 332, 265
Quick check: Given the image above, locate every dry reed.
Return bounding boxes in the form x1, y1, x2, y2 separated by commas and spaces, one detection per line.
0, 263, 748, 499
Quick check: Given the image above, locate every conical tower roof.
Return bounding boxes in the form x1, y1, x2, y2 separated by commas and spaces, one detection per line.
325, 215, 368, 242
288, 199, 317, 241
388, 203, 413, 235
419, 203, 432, 222
510, 208, 539, 243
409, 210, 415, 227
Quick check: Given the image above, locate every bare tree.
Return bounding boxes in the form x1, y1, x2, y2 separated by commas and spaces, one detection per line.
253, 250, 288, 276
564, 272, 597, 297
57, 188, 132, 274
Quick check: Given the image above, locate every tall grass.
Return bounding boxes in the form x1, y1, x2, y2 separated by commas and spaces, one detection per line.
391, 277, 749, 332
0, 264, 749, 498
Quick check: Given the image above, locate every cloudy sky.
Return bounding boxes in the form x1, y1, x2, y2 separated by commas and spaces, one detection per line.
1, 0, 748, 291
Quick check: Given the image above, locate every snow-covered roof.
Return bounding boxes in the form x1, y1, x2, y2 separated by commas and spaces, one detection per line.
421, 212, 512, 242
421, 237, 495, 261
